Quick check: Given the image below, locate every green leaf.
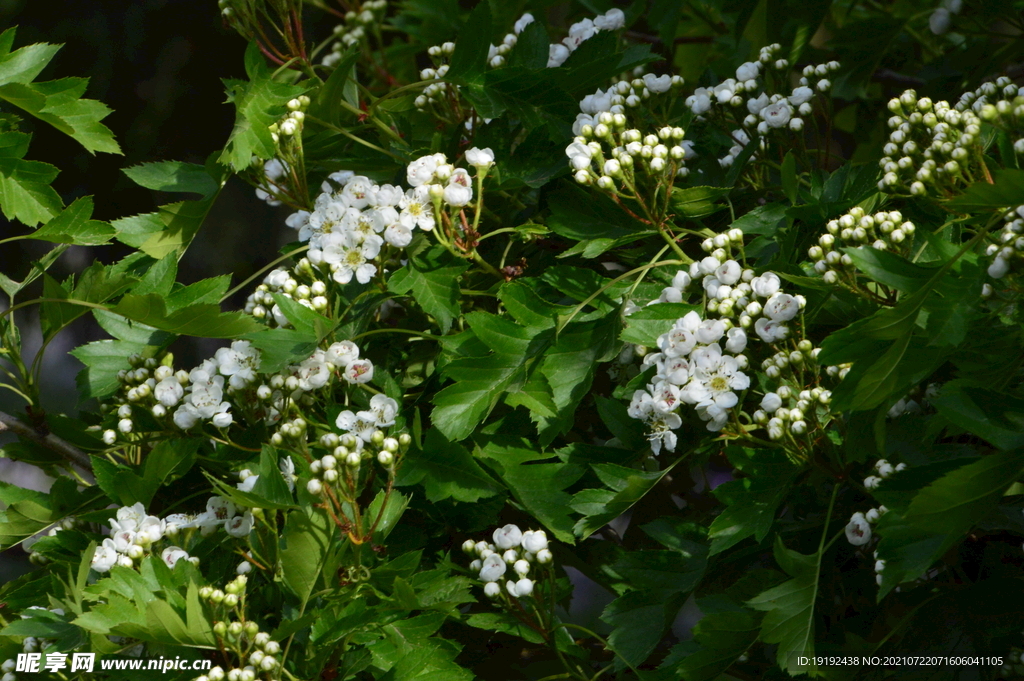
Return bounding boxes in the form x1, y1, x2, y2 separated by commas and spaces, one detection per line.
0, 130, 61, 226
280, 507, 332, 606
620, 303, 700, 346
945, 169, 1024, 211
122, 160, 219, 197
902, 450, 1024, 535
242, 327, 318, 374
931, 384, 1024, 450
29, 196, 114, 245
674, 610, 761, 681
732, 202, 787, 236
445, 1, 491, 84
843, 246, 936, 293
219, 42, 307, 170
669, 186, 729, 218
571, 460, 682, 539
602, 589, 687, 667
747, 536, 822, 676
781, 152, 798, 204
113, 293, 263, 338
0, 28, 60, 86
0, 77, 120, 154
478, 441, 584, 543
464, 612, 544, 644
388, 238, 468, 333
91, 440, 198, 507
396, 428, 502, 503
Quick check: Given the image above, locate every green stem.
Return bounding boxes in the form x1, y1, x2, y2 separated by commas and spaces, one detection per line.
220, 245, 310, 303
558, 260, 686, 332
350, 328, 443, 342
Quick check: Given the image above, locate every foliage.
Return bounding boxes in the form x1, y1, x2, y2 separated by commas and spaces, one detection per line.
2, 1, 1024, 680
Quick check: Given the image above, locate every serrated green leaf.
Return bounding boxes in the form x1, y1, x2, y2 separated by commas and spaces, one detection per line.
388, 238, 468, 333
29, 196, 113, 245
395, 428, 502, 503
0, 130, 61, 226
747, 536, 821, 676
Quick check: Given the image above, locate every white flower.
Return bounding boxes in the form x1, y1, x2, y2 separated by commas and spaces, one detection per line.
399, 186, 436, 231
864, 475, 882, 490
215, 340, 262, 389
648, 412, 682, 454
547, 43, 570, 67
336, 410, 377, 442
406, 154, 440, 187
761, 392, 782, 413
761, 101, 792, 128
845, 513, 872, 546
754, 317, 789, 343
91, 539, 118, 572
747, 92, 770, 114
659, 312, 701, 357
173, 403, 199, 429
865, 508, 881, 523
594, 8, 625, 30
628, 390, 655, 420
280, 456, 296, 492
479, 553, 507, 582
342, 176, 375, 209
687, 88, 712, 115
206, 497, 237, 524
161, 546, 190, 568
514, 12, 534, 34
136, 516, 164, 544
323, 231, 381, 285
155, 377, 184, 407
443, 168, 474, 207
988, 256, 1010, 279
493, 524, 523, 549
564, 18, 597, 50
343, 358, 374, 384
763, 293, 800, 321
683, 344, 750, 412
115, 503, 147, 532
695, 318, 726, 345
295, 350, 331, 391
237, 561, 252, 575
751, 272, 781, 297
466, 147, 495, 168
643, 73, 672, 93
237, 475, 259, 493
522, 529, 548, 553
725, 327, 747, 354
513, 577, 534, 597
789, 86, 814, 106
367, 394, 399, 427
225, 512, 254, 538
736, 61, 760, 81
326, 341, 360, 367
715, 260, 742, 285
188, 368, 228, 419
929, 7, 950, 34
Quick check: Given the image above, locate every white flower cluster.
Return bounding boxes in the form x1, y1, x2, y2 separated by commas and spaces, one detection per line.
538, 8, 625, 68
90, 501, 194, 573
463, 524, 552, 599
809, 207, 916, 286
320, 0, 388, 67
571, 72, 683, 136
928, 0, 962, 35
197, 575, 283, 681
752, 379, 830, 441
268, 97, 308, 145
957, 79, 1024, 156
625, 242, 826, 449
686, 45, 837, 148
90, 495, 266, 574
567, 121, 690, 190
306, 395, 411, 496
879, 89, 984, 195
863, 458, 906, 490
986, 205, 1024, 280
414, 62, 451, 110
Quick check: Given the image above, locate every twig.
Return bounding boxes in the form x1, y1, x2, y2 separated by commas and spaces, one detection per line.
0, 410, 91, 470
